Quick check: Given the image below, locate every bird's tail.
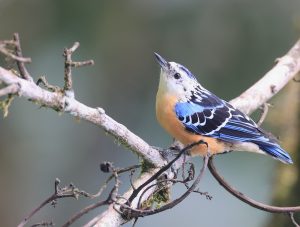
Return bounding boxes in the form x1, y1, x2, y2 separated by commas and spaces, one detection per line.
255, 141, 293, 164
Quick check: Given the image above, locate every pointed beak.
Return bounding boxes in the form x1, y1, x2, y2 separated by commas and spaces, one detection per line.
154, 52, 169, 70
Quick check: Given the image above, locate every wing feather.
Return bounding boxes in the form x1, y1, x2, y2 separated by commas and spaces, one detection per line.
174, 87, 293, 163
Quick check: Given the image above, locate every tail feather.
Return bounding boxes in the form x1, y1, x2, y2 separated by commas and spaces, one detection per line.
256, 141, 293, 164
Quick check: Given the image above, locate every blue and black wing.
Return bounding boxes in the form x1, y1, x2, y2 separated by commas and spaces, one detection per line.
175, 87, 293, 164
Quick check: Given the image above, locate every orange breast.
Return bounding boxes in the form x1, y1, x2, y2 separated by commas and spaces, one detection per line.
156, 93, 230, 156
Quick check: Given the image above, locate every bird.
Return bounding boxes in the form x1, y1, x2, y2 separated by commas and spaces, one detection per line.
154, 53, 293, 164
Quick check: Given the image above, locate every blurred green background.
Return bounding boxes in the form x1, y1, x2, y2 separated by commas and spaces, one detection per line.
0, 0, 299, 226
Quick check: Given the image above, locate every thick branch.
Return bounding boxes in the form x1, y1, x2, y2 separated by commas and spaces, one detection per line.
230, 39, 300, 115
0, 67, 165, 167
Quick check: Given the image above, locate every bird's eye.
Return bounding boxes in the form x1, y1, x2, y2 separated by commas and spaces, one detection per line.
174, 73, 181, 79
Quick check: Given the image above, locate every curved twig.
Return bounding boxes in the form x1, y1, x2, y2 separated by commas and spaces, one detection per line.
13, 33, 32, 80
208, 157, 300, 213
126, 140, 207, 205
121, 154, 209, 218
17, 179, 92, 227
289, 212, 300, 227
257, 102, 270, 126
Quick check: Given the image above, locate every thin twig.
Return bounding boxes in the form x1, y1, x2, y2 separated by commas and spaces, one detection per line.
18, 179, 94, 227
257, 102, 269, 126
69, 60, 94, 68
135, 175, 203, 210
0, 46, 31, 63
121, 154, 209, 218
36, 76, 61, 93
18, 192, 57, 227
208, 157, 300, 213
127, 140, 208, 205
289, 212, 300, 227
63, 42, 78, 91
62, 200, 109, 227
135, 162, 199, 209
13, 33, 32, 80
129, 170, 137, 190
92, 164, 141, 198
0, 40, 17, 45
132, 218, 139, 227
30, 221, 54, 227
61, 164, 140, 226
63, 42, 94, 91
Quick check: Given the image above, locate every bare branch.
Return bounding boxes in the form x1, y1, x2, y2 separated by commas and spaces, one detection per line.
0, 34, 32, 82
69, 60, 94, 68
87, 170, 160, 227
230, 39, 300, 115
0, 67, 165, 166
208, 157, 300, 213
127, 140, 207, 206
62, 200, 109, 227
17, 179, 94, 227
30, 221, 54, 227
36, 76, 61, 93
120, 154, 209, 218
257, 102, 270, 126
0, 46, 31, 63
63, 42, 94, 91
289, 212, 300, 227
13, 33, 32, 80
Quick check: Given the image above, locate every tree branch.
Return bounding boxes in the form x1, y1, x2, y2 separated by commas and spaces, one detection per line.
230, 39, 300, 115
0, 67, 165, 167
208, 157, 300, 213
18, 178, 94, 227
63, 42, 94, 91
12, 33, 32, 81
85, 170, 160, 227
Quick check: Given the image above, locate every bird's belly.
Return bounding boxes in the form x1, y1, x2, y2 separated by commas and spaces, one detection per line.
156, 94, 231, 156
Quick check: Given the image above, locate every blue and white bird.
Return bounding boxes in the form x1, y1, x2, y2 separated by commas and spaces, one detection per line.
154, 53, 293, 164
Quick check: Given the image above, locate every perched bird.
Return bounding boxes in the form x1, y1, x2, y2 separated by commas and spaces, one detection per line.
154, 53, 293, 164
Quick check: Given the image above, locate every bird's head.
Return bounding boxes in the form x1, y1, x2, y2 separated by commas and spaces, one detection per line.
154, 53, 199, 100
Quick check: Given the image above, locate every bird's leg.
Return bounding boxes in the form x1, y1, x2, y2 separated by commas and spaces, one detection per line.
158, 139, 209, 179
158, 145, 182, 177
206, 144, 211, 158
